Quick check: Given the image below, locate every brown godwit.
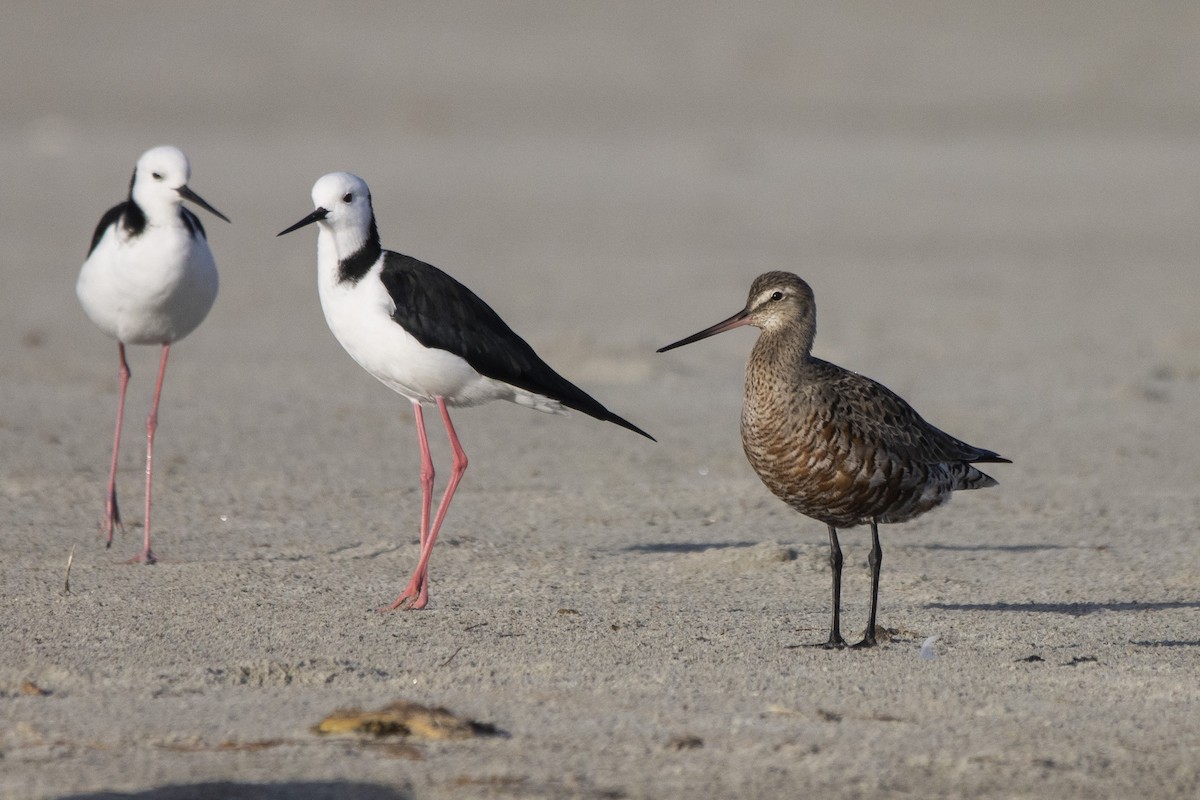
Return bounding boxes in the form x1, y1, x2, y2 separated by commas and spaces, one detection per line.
658, 272, 1008, 648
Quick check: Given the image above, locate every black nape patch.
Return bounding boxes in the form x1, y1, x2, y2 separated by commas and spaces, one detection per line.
122, 201, 147, 238
337, 215, 382, 284
87, 200, 145, 255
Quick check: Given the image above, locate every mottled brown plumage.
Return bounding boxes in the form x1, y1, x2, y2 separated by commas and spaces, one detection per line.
659, 272, 1008, 648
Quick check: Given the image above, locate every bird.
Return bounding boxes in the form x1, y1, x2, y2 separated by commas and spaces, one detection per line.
76, 145, 229, 564
277, 172, 654, 610
658, 272, 1007, 648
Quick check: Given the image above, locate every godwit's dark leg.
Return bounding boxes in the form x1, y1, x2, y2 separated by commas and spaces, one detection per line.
103, 343, 131, 547
853, 518, 883, 648
131, 344, 169, 564
384, 397, 468, 611
817, 524, 847, 648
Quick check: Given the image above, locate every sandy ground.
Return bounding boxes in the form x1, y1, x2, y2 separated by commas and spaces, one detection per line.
2, 3, 1199, 798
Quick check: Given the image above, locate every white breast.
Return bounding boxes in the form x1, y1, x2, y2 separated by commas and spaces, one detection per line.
318, 259, 503, 405
77, 220, 218, 345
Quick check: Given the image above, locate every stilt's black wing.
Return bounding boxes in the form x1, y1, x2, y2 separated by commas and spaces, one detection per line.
378, 251, 653, 441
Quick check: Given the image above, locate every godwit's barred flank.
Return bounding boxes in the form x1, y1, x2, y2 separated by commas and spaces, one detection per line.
76, 146, 229, 564
278, 172, 653, 612
658, 272, 1008, 648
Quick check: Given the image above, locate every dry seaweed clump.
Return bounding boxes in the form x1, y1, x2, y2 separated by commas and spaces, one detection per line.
313, 699, 500, 740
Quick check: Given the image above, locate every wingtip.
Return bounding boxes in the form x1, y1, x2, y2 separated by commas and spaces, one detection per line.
610, 414, 656, 442
623, 419, 657, 442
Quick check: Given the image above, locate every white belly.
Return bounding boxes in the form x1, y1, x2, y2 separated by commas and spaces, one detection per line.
319, 270, 509, 406
77, 224, 218, 345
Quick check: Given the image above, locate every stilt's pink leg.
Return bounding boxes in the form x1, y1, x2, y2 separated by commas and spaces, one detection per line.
382, 397, 468, 611
103, 343, 131, 546
379, 398, 436, 609
131, 344, 169, 564
381, 400, 436, 611
412, 401, 435, 558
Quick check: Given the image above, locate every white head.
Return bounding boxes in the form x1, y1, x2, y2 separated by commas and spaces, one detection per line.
130, 145, 229, 223
277, 172, 377, 259
312, 172, 374, 232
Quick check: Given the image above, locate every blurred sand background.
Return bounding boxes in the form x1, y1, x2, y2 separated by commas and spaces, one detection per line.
2, 2, 1199, 798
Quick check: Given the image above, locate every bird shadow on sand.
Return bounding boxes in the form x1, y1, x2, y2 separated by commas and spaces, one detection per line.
927, 600, 1200, 648
58, 782, 409, 800
926, 600, 1200, 616
916, 543, 1068, 553
623, 541, 761, 554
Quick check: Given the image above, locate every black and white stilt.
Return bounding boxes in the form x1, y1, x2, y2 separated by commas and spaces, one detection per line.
279, 172, 652, 609
76, 145, 229, 563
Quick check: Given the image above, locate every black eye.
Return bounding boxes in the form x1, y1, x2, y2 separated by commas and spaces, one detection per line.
342, 193, 353, 203
152, 172, 163, 181
770, 291, 783, 301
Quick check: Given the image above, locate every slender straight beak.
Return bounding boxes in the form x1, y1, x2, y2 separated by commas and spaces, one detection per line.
177, 185, 231, 223
277, 207, 329, 236
657, 307, 752, 353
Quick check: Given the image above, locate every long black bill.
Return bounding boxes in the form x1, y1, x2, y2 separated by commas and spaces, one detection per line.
177, 185, 231, 223
277, 207, 329, 236
657, 308, 751, 353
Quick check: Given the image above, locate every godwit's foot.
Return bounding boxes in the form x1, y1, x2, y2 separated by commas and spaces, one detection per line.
850, 631, 879, 649
812, 634, 847, 650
